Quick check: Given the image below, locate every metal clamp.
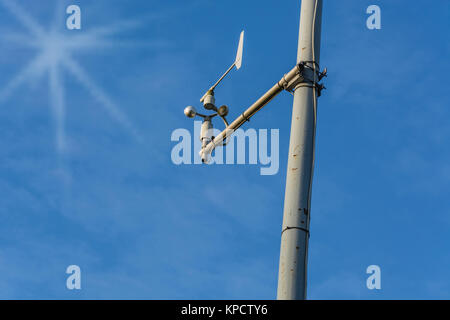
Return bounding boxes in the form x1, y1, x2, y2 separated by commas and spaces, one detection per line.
284, 61, 326, 96
281, 226, 310, 238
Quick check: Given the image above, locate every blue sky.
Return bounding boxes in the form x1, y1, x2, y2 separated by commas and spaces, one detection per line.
0, 0, 449, 299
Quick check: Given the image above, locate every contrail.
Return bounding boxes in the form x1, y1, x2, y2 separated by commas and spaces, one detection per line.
84, 19, 145, 37
0, 54, 47, 103
0, 0, 46, 38
62, 57, 143, 142
49, 63, 66, 154
0, 0, 144, 155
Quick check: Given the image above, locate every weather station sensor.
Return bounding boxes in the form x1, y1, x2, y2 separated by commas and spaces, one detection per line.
184, 31, 244, 163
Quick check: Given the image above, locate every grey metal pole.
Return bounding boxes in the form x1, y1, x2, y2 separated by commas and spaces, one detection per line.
277, 0, 323, 300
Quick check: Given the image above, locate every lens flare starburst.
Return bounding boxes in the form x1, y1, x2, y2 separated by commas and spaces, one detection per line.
0, 0, 142, 154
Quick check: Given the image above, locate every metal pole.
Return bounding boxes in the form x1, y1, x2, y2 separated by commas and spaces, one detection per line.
277, 0, 323, 300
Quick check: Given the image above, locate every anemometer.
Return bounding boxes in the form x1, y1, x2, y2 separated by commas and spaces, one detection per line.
184, 31, 244, 163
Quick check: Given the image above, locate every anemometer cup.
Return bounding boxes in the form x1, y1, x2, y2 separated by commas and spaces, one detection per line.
184, 106, 197, 118
217, 105, 229, 117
